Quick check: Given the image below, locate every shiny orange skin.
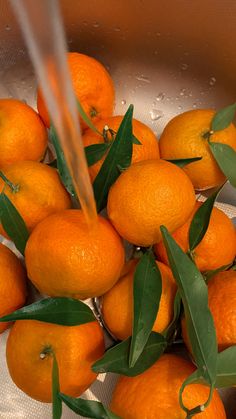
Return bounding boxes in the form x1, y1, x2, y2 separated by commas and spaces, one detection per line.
37, 52, 115, 130
0, 244, 27, 333
0, 99, 48, 167
82, 116, 160, 181
107, 159, 196, 246
101, 260, 176, 340
159, 109, 236, 190
25, 210, 125, 299
0, 161, 71, 237
6, 319, 105, 402
155, 202, 236, 272
111, 354, 226, 419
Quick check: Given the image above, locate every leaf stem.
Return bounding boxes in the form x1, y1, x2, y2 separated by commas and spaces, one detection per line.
0, 171, 19, 193
202, 130, 214, 142
180, 380, 214, 417
186, 249, 195, 262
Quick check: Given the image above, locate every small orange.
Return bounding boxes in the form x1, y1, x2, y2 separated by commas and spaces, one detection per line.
155, 202, 236, 272
37, 52, 115, 130
0, 99, 48, 167
182, 270, 236, 352
159, 109, 236, 190
0, 160, 71, 236
107, 159, 196, 246
25, 210, 125, 299
101, 260, 176, 340
0, 243, 27, 333
110, 354, 226, 418
6, 319, 104, 402
82, 116, 160, 181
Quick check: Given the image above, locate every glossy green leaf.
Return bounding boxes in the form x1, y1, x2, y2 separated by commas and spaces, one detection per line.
49, 125, 76, 197
77, 99, 103, 136
166, 157, 202, 167
179, 370, 214, 416
211, 103, 236, 131
216, 346, 236, 388
160, 226, 217, 387
52, 354, 62, 419
85, 143, 111, 166
132, 135, 142, 145
209, 142, 236, 187
92, 332, 166, 377
129, 250, 162, 367
0, 297, 95, 325
93, 105, 133, 212
0, 193, 29, 255
163, 291, 182, 342
59, 393, 120, 418
189, 188, 221, 251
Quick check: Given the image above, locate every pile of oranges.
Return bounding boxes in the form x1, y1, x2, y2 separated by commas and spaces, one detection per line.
0, 51, 236, 419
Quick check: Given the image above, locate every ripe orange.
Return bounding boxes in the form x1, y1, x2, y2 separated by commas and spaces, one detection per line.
159, 109, 236, 190
155, 202, 236, 272
0, 99, 48, 167
0, 161, 71, 236
101, 260, 176, 340
107, 159, 196, 246
25, 210, 125, 299
110, 354, 226, 418
182, 270, 236, 352
37, 52, 115, 130
0, 244, 27, 333
6, 319, 104, 402
82, 116, 160, 181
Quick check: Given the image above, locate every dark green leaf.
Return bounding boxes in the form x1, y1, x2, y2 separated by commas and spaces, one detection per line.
211, 103, 236, 131
179, 370, 214, 416
132, 135, 142, 145
0, 193, 29, 255
52, 354, 62, 419
92, 332, 166, 377
49, 125, 76, 197
0, 297, 95, 325
189, 188, 221, 251
209, 142, 236, 188
166, 157, 202, 167
59, 393, 120, 418
77, 99, 103, 136
48, 159, 58, 168
163, 291, 182, 341
204, 263, 233, 282
160, 226, 217, 387
85, 143, 111, 166
93, 105, 133, 212
216, 346, 236, 388
129, 250, 162, 367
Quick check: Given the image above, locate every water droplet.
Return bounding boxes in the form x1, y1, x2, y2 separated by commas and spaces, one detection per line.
121, 99, 126, 105
192, 103, 197, 108
178, 105, 183, 110
114, 26, 121, 32
156, 32, 161, 37
106, 64, 111, 71
209, 76, 216, 86
5, 24, 11, 31
175, 96, 179, 101
179, 88, 186, 96
156, 92, 165, 101
82, 21, 88, 26
180, 63, 188, 71
200, 90, 205, 96
135, 74, 150, 83
93, 22, 100, 28
154, 50, 158, 55
166, 97, 171, 101
150, 109, 164, 121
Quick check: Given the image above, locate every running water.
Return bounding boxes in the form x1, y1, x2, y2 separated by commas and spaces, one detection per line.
10, 0, 97, 225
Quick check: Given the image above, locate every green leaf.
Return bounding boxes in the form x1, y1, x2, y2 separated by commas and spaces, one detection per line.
93, 105, 133, 212
59, 393, 120, 418
163, 291, 182, 341
129, 250, 162, 367
49, 125, 76, 197
216, 346, 236, 388
77, 99, 103, 136
0, 297, 95, 325
0, 193, 29, 255
166, 157, 202, 167
92, 331, 166, 377
52, 354, 62, 419
160, 226, 217, 387
132, 135, 142, 145
211, 103, 236, 131
209, 142, 236, 187
188, 188, 221, 252
85, 143, 111, 166
204, 263, 233, 282
179, 370, 214, 416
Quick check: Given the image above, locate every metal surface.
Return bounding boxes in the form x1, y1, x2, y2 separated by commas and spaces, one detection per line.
0, 0, 236, 417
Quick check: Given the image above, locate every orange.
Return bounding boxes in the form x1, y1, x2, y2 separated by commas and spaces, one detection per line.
0, 160, 71, 236
6, 319, 104, 402
0, 99, 48, 167
159, 109, 236, 190
155, 202, 236, 272
182, 270, 236, 352
37, 52, 115, 130
82, 116, 160, 181
110, 354, 226, 418
0, 244, 27, 333
25, 210, 125, 299
107, 159, 196, 246
101, 260, 176, 340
